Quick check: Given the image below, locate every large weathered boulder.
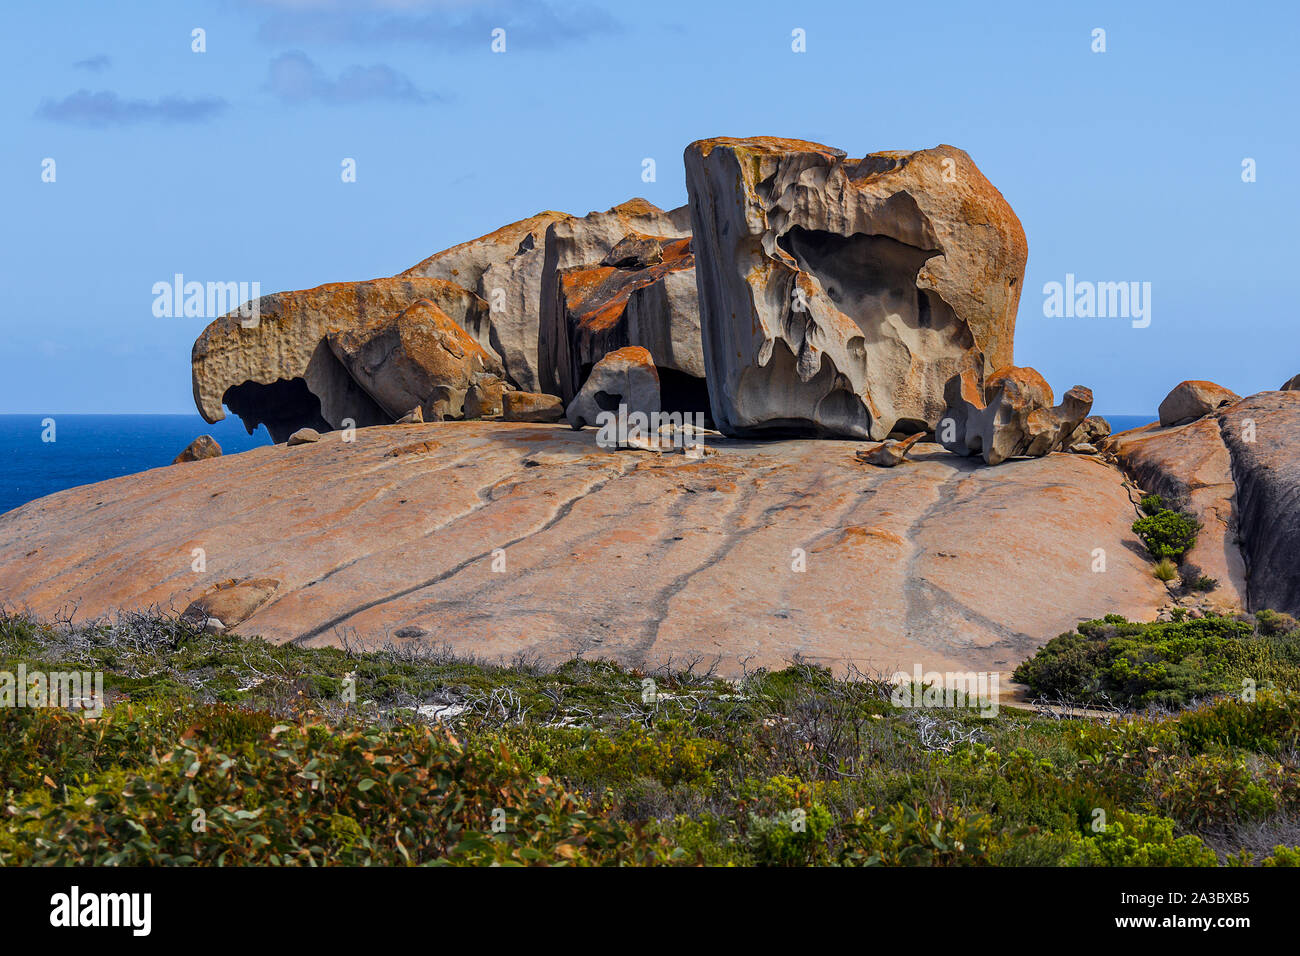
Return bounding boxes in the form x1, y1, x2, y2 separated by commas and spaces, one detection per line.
173, 435, 222, 464
0, 421, 1173, 677
684, 137, 1027, 440
554, 235, 704, 409
1158, 380, 1240, 426
538, 200, 691, 398
1280, 374, 1299, 391
566, 346, 661, 429
192, 278, 489, 441
400, 211, 570, 392
326, 299, 504, 421
940, 367, 1092, 466
401, 200, 690, 398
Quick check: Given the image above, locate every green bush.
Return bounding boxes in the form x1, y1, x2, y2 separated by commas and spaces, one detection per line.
1139, 493, 1166, 516
1132, 508, 1201, 562
1013, 615, 1300, 708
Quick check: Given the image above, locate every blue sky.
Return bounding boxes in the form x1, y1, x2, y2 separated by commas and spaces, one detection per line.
1, 0, 1296, 416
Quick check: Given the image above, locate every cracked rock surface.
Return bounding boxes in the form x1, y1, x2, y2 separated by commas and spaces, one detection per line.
0, 423, 1167, 677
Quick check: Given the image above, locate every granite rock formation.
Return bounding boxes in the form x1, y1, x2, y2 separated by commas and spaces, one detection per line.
326, 298, 504, 422
684, 136, 1027, 440
939, 367, 1092, 466
566, 346, 662, 430
192, 278, 488, 441
554, 235, 704, 413
1158, 380, 1241, 427
173, 435, 222, 464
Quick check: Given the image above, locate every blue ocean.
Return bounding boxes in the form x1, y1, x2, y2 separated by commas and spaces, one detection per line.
0, 415, 272, 516
0, 413, 1153, 518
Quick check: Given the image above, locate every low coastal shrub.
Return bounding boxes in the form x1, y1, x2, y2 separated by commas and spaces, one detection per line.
1133, 507, 1201, 562
1012, 614, 1300, 708
3, 610, 1300, 867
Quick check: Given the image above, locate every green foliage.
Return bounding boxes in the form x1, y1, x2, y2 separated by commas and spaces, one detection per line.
1132, 507, 1201, 562
1152, 558, 1179, 582
1257, 610, 1300, 637
1013, 614, 1300, 708
1061, 811, 1218, 867
1139, 493, 1166, 516
838, 804, 994, 866
5, 609, 1300, 867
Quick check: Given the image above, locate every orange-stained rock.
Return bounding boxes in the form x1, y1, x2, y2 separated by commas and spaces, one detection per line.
856, 432, 924, 467
173, 435, 222, 464
403, 201, 691, 397
400, 210, 571, 392
181, 577, 280, 629
940, 366, 1092, 465
566, 346, 661, 430
684, 136, 1027, 439
1106, 417, 1248, 610
502, 391, 564, 423
192, 277, 489, 441
327, 298, 504, 421
537, 200, 691, 397
0, 422, 1172, 677
1108, 391, 1300, 616
1158, 380, 1240, 426
555, 235, 702, 401
464, 375, 510, 419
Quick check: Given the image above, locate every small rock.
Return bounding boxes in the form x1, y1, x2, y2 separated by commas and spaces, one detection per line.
395, 407, 424, 425
856, 432, 924, 467
287, 428, 321, 445
173, 434, 223, 464
600, 232, 665, 269
567, 346, 661, 429
1068, 415, 1111, 449
1069, 442, 1099, 455
1158, 380, 1240, 427
202, 617, 226, 634
502, 391, 565, 423
465, 375, 509, 419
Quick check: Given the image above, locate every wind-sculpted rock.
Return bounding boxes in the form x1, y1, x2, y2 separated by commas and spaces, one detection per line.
192, 278, 489, 441
684, 136, 1027, 440
1280, 374, 1299, 392
540, 201, 691, 399
326, 299, 504, 422
1067, 415, 1112, 451
401, 211, 569, 392
566, 346, 661, 430
402, 200, 690, 398
173, 435, 222, 464
856, 432, 925, 467
555, 236, 704, 411
1158, 380, 1240, 426
940, 367, 1092, 465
